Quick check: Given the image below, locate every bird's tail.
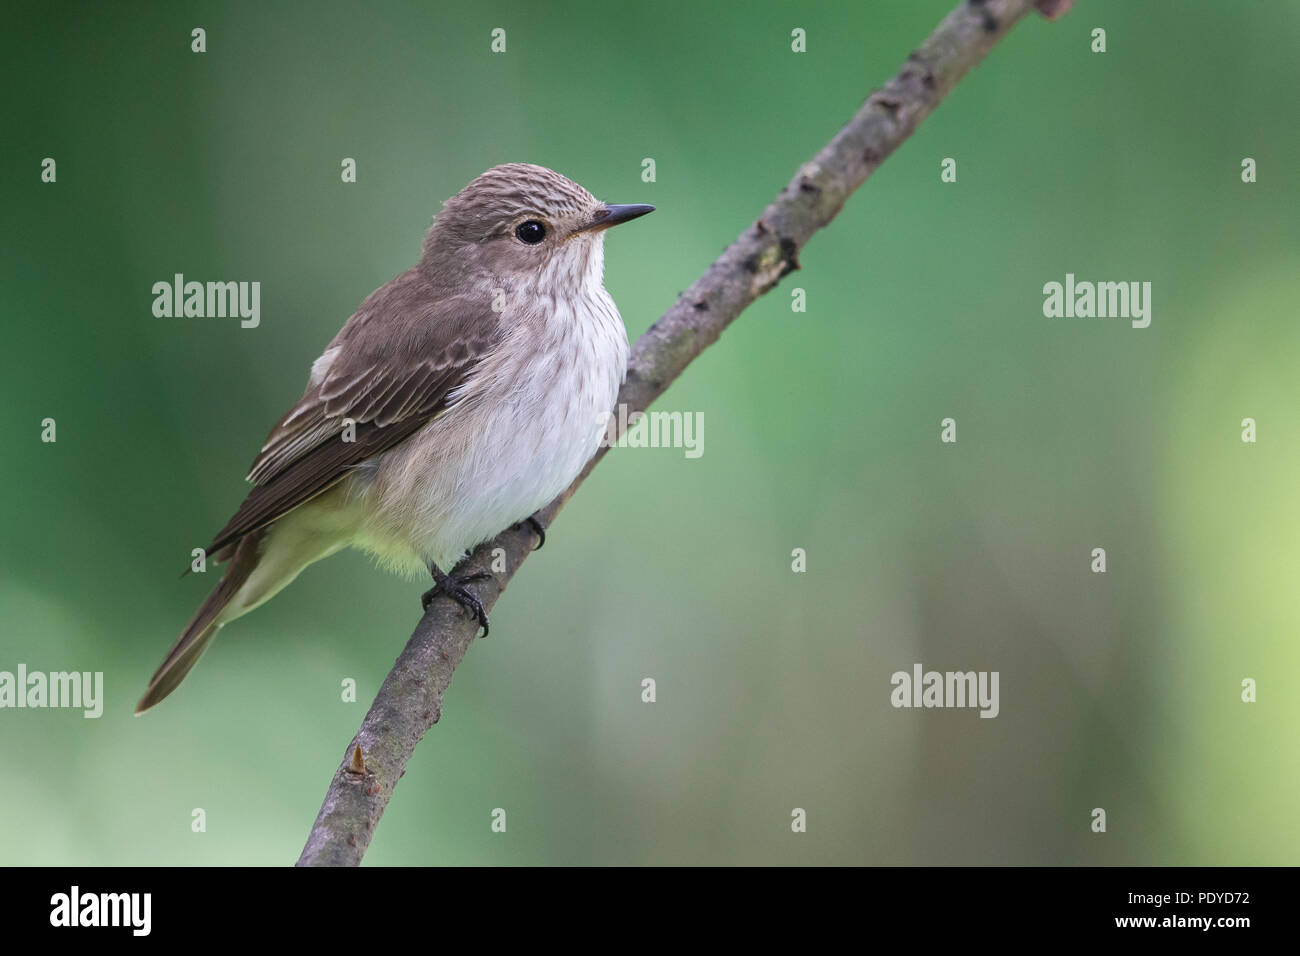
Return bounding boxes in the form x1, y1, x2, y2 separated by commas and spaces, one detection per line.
135, 533, 262, 714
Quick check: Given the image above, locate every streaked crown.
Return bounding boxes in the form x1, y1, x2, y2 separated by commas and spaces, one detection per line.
434, 163, 600, 243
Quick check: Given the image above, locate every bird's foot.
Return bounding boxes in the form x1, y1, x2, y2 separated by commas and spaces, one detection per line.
421, 565, 492, 636
515, 514, 547, 551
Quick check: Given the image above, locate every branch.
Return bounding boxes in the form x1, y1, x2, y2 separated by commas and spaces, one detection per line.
297, 0, 1063, 867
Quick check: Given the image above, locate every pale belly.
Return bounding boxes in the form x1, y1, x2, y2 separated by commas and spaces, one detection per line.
346, 303, 626, 574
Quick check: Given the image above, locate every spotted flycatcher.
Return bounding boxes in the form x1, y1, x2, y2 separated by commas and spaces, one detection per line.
136, 163, 653, 712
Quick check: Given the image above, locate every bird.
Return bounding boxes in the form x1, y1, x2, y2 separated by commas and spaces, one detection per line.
135, 163, 654, 713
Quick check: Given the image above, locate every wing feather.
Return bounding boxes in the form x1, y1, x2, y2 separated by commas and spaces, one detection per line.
209, 270, 501, 558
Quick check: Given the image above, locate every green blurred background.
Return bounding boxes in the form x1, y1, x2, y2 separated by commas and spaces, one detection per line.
2, 0, 1298, 865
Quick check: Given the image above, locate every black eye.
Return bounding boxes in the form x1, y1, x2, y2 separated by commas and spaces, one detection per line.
515, 220, 547, 244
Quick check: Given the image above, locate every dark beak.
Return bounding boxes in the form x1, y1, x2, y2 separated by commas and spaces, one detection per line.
580, 203, 655, 233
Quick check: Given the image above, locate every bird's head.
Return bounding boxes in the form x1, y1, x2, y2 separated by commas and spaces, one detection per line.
421, 163, 653, 297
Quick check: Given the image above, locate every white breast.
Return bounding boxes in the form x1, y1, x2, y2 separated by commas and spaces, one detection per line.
353, 281, 628, 575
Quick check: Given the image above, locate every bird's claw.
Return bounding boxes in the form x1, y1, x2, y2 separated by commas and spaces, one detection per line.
519, 515, 546, 551
421, 569, 492, 636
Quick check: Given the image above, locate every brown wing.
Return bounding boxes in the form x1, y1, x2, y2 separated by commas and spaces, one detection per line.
204, 270, 501, 559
